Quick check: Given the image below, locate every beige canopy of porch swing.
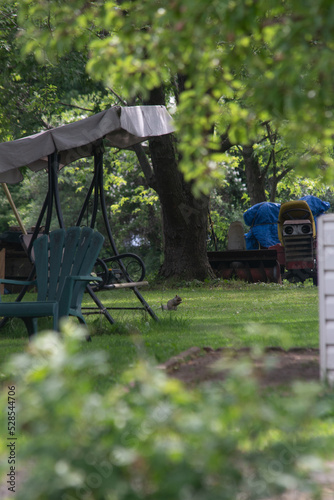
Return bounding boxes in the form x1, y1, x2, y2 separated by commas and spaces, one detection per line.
0, 105, 174, 184
0, 104, 174, 231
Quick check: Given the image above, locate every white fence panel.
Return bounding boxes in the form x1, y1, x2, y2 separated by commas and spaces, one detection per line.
318, 214, 334, 384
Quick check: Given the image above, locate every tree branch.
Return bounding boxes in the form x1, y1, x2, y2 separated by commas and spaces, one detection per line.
132, 144, 157, 191
57, 102, 94, 112
106, 87, 128, 105
40, 118, 53, 130
275, 165, 295, 183
219, 132, 234, 153
262, 149, 274, 178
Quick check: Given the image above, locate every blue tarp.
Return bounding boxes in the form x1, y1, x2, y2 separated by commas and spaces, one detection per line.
299, 195, 330, 220
243, 202, 281, 249
243, 196, 330, 250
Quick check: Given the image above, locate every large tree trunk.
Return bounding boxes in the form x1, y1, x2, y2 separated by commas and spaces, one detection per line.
149, 134, 213, 280
139, 85, 213, 280
242, 145, 266, 205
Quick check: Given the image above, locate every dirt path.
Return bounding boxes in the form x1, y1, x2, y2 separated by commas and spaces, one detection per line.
158, 346, 320, 387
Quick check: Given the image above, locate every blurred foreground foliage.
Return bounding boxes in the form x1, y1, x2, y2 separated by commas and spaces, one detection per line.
1, 321, 334, 500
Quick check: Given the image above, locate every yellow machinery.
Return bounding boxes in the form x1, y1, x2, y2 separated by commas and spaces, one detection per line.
277, 200, 317, 282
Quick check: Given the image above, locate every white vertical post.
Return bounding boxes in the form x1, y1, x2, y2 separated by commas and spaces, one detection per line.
318, 214, 334, 385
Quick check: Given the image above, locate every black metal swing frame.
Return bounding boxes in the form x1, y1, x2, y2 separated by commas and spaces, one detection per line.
18, 145, 159, 325
0, 105, 175, 329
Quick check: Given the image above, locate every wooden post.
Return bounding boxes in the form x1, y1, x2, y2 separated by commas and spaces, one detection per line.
1, 183, 27, 235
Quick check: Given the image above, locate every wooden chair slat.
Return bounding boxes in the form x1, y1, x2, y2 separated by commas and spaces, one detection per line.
34, 234, 50, 302
48, 229, 66, 301
57, 227, 81, 297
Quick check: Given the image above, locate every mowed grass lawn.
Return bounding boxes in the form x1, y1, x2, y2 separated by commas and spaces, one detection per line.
0, 281, 319, 382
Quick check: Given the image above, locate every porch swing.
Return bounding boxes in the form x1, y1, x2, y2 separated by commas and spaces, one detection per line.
0, 105, 174, 326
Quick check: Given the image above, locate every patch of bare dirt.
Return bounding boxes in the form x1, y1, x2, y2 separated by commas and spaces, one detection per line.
158, 346, 320, 387
159, 347, 334, 499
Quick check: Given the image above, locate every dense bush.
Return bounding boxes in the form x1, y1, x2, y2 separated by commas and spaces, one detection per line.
0, 322, 333, 500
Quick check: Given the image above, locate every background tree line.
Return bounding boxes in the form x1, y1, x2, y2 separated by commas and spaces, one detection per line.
1, 0, 334, 278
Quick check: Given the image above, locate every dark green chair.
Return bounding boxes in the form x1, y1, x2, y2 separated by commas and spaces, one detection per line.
0, 227, 104, 337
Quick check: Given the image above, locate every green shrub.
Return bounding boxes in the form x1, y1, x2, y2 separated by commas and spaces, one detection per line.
0, 321, 333, 500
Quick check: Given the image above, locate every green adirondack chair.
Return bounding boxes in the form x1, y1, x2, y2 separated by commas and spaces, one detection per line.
0, 227, 104, 337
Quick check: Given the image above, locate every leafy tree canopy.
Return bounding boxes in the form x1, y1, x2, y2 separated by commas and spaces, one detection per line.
0, 0, 109, 139
16, 0, 334, 192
